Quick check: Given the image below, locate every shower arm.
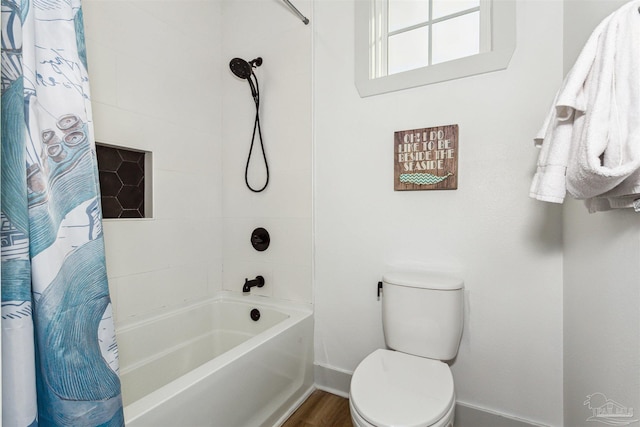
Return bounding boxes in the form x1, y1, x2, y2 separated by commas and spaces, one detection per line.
282, 0, 309, 25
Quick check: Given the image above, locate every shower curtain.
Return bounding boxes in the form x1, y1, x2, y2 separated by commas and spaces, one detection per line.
1, 0, 124, 425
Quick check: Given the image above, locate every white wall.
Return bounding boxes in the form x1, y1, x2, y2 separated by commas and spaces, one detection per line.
83, 0, 224, 327
562, 1, 640, 425
313, 0, 564, 424
220, 0, 313, 304
563, 201, 640, 425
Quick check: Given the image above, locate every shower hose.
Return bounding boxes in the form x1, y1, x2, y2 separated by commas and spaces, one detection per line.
245, 73, 269, 193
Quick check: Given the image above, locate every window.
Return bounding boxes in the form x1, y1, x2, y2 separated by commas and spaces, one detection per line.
355, 0, 516, 97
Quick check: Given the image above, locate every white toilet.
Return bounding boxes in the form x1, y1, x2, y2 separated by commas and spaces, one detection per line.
349, 271, 464, 427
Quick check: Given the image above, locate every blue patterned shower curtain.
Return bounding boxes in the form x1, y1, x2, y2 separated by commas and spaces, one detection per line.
1, 0, 124, 425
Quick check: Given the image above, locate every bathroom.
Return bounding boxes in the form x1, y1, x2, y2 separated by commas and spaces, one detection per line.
2, 0, 639, 426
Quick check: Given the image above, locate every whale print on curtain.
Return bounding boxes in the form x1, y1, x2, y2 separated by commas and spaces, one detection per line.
1, 0, 124, 425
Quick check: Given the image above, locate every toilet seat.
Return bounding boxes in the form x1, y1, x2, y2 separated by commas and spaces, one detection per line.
350, 349, 455, 427
350, 395, 455, 427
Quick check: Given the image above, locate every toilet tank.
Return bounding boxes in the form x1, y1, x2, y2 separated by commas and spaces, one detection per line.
382, 271, 464, 361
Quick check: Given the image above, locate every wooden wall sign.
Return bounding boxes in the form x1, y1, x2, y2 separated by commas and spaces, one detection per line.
394, 124, 458, 191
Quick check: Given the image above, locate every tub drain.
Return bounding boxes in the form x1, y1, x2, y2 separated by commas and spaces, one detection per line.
250, 308, 261, 321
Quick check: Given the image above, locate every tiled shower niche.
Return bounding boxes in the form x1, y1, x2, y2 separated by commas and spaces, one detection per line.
96, 144, 152, 219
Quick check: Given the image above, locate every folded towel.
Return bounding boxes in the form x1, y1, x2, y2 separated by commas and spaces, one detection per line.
530, 1, 640, 211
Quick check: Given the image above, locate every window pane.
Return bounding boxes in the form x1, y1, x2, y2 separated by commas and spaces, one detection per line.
388, 0, 429, 33
388, 26, 429, 75
432, 0, 479, 19
431, 11, 479, 65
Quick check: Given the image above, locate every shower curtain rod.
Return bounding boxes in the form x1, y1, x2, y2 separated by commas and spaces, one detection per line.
282, 0, 309, 25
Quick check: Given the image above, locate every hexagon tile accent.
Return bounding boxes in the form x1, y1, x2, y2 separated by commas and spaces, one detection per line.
96, 144, 146, 218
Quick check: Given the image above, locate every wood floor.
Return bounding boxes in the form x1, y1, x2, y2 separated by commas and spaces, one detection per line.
282, 390, 352, 427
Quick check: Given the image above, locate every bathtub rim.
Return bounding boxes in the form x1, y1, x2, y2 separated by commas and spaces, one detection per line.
116, 291, 312, 334
121, 291, 313, 423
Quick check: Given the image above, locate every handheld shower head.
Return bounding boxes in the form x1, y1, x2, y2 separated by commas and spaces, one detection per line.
230, 55, 269, 193
229, 57, 262, 79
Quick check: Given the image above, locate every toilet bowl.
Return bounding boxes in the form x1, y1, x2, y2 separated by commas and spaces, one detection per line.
349, 349, 455, 427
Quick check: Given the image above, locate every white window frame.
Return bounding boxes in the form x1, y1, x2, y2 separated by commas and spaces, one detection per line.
355, 0, 516, 97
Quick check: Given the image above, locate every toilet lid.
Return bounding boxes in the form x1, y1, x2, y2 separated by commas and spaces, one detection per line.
350, 349, 454, 427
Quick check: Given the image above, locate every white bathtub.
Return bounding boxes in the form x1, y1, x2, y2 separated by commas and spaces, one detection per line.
116, 293, 314, 426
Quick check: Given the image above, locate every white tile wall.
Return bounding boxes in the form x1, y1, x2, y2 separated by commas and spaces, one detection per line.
84, 0, 312, 329
221, 0, 313, 303
84, 0, 225, 327
221, 216, 311, 299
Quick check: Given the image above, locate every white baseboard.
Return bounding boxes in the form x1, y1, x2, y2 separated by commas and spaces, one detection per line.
455, 402, 548, 427
314, 363, 352, 397
314, 364, 545, 427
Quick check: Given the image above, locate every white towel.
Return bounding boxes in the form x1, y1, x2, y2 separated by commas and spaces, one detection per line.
529, 10, 610, 203
530, 1, 640, 211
